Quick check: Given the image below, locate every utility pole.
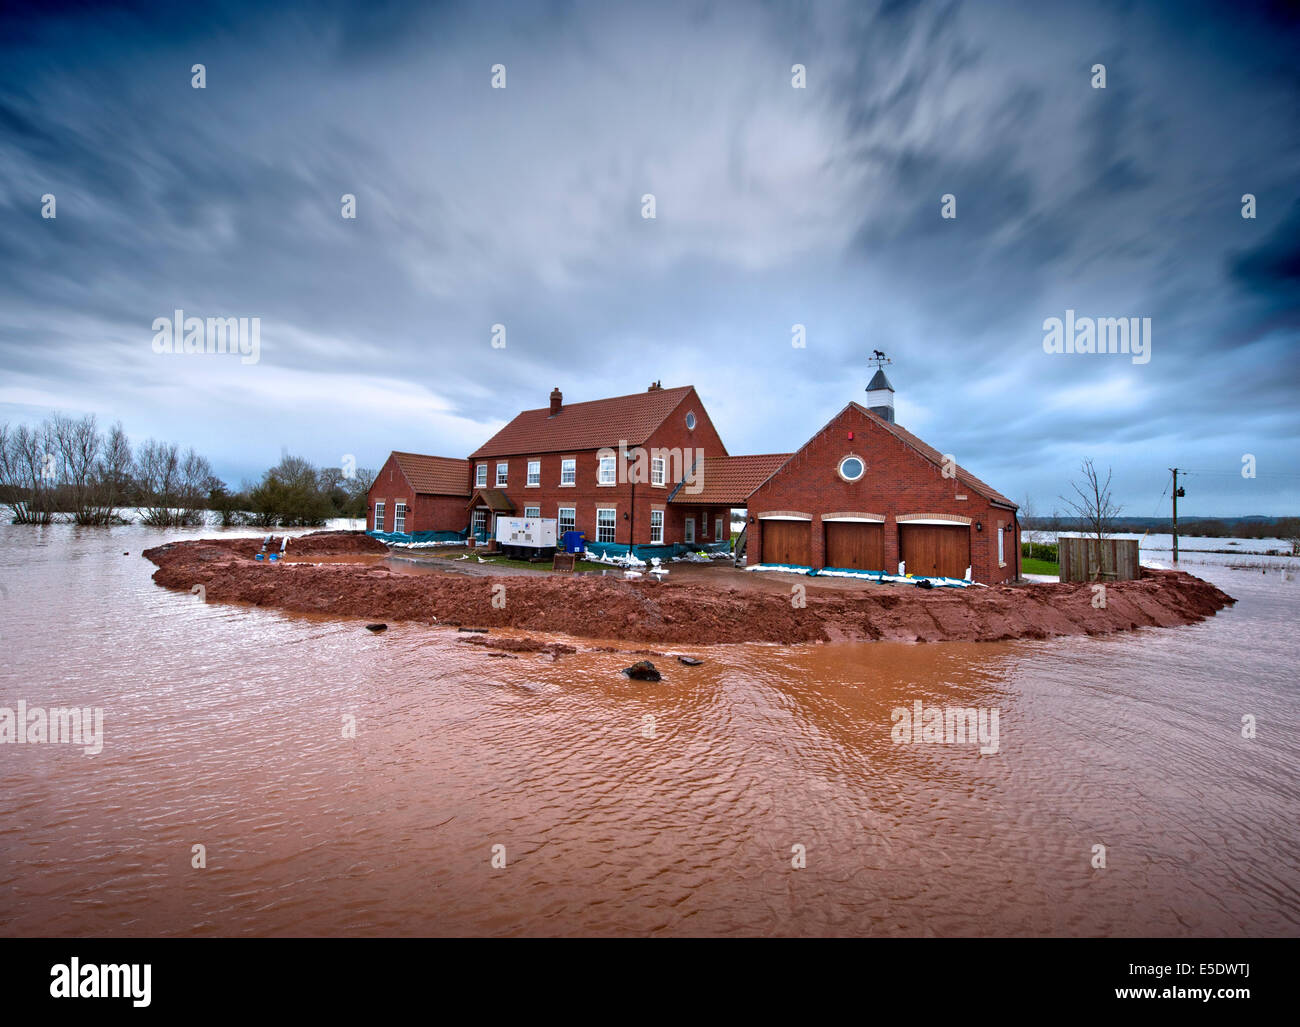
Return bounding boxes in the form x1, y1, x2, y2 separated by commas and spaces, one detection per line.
1170, 468, 1185, 565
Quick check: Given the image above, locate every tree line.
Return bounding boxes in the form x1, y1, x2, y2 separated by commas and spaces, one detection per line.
0, 413, 374, 527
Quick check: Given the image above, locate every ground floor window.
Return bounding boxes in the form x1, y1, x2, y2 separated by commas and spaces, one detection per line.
650, 510, 664, 544
684, 517, 695, 544
394, 502, 406, 533
524, 506, 540, 518
997, 525, 1005, 565
558, 507, 575, 535
373, 501, 385, 532
715, 516, 723, 541
472, 509, 486, 537
596, 508, 616, 543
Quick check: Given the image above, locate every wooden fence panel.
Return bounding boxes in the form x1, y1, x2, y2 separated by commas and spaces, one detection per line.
1058, 537, 1140, 581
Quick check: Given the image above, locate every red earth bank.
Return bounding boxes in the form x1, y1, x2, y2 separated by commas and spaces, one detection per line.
143, 532, 1235, 645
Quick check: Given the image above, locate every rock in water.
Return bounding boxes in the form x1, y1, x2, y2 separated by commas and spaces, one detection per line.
677, 656, 703, 666
624, 660, 661, 681
365, 623, 388, 633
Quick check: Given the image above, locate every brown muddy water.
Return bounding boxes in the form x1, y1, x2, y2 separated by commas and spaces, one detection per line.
0, 524, 1296, 937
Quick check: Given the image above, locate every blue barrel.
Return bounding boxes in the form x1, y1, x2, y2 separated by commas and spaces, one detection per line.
562, 530, 586, 554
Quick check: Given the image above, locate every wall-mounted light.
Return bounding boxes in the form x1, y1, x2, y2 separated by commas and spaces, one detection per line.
623, 511, 629, 520
749, 516, 755, 524
975, 520, 983, 532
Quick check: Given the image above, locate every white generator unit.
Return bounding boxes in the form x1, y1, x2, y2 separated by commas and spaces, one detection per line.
495, 516, 558, 557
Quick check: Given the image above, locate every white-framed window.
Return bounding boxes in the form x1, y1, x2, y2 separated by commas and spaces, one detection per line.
998, 525, 1005, 566
496, 462, 508, 487
838, 455, 865, 482
650, 510, 664, 544
596, 508, 616, 543
475, 464, 487, 488
373, 501, 385, 532
558, 507, 576, 535
598, 456, 616, 485
394, 502, 406, 534
524, 506, 540, 518
527, 460, 540, 486
651, 456, 666, 486
715, 517, 723, 541
472, 509, 486, 537
685, 411, 697, 430
560, 458, 576, 485
684, 517, 695, 544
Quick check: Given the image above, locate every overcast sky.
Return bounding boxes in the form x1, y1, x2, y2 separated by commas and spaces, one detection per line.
2, 0, 1297, 516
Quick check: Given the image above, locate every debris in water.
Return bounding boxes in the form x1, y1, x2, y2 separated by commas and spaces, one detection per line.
365, 623, 387, 632
458, 627, 487, 633
624, 660, 661, 681
678, 656, 703, 666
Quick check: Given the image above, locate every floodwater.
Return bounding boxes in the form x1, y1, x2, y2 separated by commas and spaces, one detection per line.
0, 523, 1296, 937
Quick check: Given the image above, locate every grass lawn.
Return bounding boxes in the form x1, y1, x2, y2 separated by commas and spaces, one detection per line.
1021, 557, 1060, 576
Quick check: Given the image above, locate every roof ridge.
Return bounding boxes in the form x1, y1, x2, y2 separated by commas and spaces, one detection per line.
847, 401, 1015, 507
513, 384, 693, 416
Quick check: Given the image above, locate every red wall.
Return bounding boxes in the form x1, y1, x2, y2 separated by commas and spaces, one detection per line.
746, 405, 1019, 583
366, 453, 472, 533
472, 387, 730, 545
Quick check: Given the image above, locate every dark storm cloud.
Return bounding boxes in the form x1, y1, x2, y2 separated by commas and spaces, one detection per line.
0, 0, 1297, 512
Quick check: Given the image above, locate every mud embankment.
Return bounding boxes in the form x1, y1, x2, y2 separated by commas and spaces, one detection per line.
143, 532, 1236, 645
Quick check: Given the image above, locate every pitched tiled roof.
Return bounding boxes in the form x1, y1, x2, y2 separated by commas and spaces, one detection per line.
669, 454, 792, 505
469, 386, 701, 458
851, 403, 1018, 509
467, 488, 515, 512
392, 452, 470, 496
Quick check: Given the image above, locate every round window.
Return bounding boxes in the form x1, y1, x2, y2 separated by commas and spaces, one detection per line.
685, 411, 697, 430
838, 456, 865, 482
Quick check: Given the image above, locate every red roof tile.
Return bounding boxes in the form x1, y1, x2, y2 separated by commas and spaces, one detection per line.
391, 451, 470, 496
669, 453, 792, 505
851, 403, 1018, 509
466, 488, 515, 512
469, 386, 698, 458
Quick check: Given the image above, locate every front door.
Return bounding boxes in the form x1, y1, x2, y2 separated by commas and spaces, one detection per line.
684, 517, 695, 544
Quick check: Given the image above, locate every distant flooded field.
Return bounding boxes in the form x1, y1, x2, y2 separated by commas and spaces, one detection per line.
0, 523, 1296, 936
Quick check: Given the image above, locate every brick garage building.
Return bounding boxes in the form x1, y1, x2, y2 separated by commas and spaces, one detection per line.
745, 372, 1020, 583
467, 384, 729, 547
367, 451, 471, 534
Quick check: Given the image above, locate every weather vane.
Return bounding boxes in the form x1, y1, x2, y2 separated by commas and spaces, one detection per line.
869, 349, 891, 369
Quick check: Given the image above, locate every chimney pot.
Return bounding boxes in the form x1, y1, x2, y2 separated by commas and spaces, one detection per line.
549, 388, 562, 415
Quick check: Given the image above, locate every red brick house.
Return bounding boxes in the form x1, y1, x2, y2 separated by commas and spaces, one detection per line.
466, 384, 729, 547
744, 371, 1020, 582
367, 451, 471, 534
363, 370, 1020, 581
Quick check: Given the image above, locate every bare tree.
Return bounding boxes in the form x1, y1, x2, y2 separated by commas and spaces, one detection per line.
0, 420, 58, 524
52, 413, 118, 524
137, 439, 181, 526
1019, 493, 1039, 546
1059, 459, 1123, 580
177, 448, 213, 525
93, 421, 134, 522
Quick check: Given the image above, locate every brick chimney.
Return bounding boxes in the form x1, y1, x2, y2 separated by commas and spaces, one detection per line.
647, 380, 662, 391
549, 387, 563, 415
